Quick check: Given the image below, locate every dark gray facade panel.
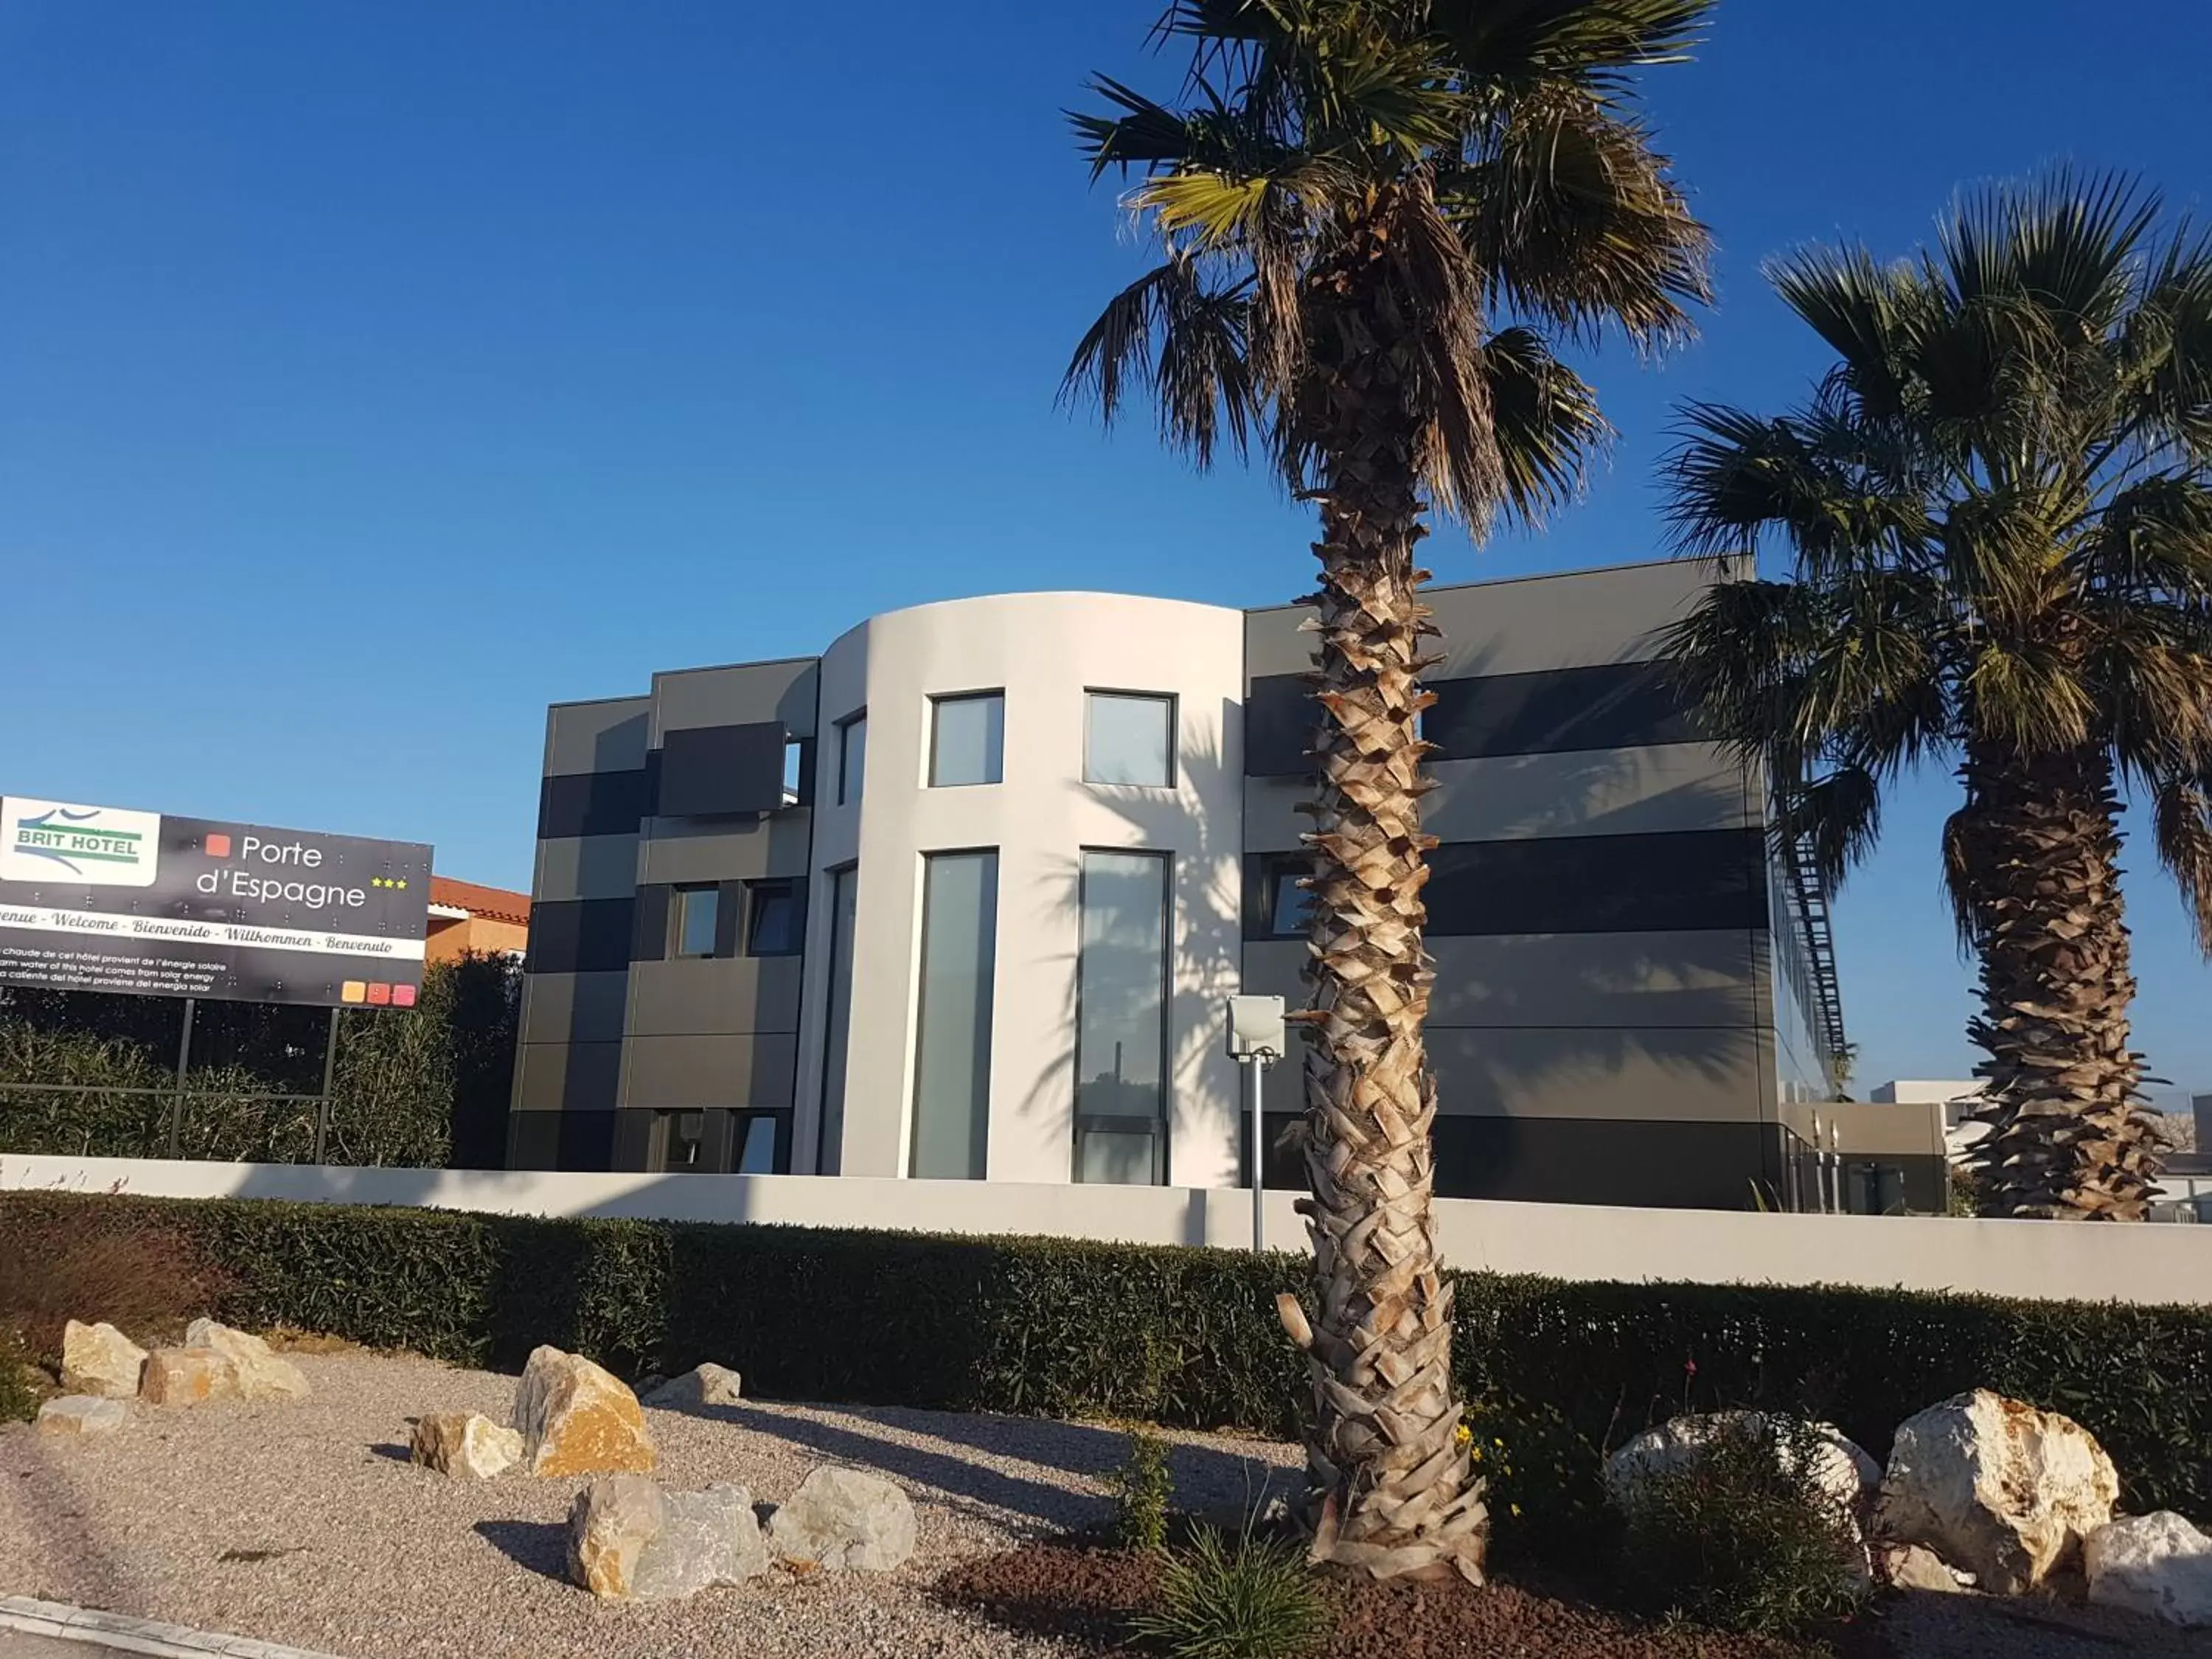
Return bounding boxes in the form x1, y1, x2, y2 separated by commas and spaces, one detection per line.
1241, 931, 1763, 1030
1241, 746, 1752, 852
1242, 557, 1733, 682
515, 1040, 623, 1111
544, 698, 652, 777
1426, 661, 1696, 759
533, 833, 640, 903
626, 956, 806, 1038
518, 970, 631, 1047
621, 1032, 799, 1110
1259, 1024, 1763, 1122
636, 815, 815, 885
1241, 828, 1766, 940
658, 721, 792, 817
538, 769, 655, 839
652, 658, 821, 740
1258, 1112, 1786, 1208
526, 898, 638, 975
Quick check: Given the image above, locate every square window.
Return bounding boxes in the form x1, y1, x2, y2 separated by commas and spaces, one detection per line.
838, 712, 867, 805
1085, 692, 1175, 787
745, 880, 801, 956
930, 692, 1004, 787
1262, 856, 1314, 937
674, 886, 720, 958
658, 1109, 706, 1170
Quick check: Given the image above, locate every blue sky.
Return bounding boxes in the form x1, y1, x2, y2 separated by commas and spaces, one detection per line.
5, 0, 2211, 1105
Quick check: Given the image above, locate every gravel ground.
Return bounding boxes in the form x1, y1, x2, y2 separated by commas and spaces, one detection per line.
0, 1351, 1298, 1659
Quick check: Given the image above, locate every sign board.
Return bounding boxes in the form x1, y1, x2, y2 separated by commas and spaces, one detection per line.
0, 795, 433, 1008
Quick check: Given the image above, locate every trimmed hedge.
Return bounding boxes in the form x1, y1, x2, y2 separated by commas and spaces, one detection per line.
2, 1192, 2205, 1517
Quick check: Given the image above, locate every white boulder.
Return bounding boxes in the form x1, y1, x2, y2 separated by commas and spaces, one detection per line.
184, 1320, 310, 1402
36, 1396, 128, 1437
643, 1363, 742, 1410
1881, 1543, 1973, 1593
1875, 1390, 2118, 1596
568, 1475, 768, 1599
2084, 1512, 2212, 1627
767, 1466, 917, 1572
60, 1321, 147, 1399
1605, 1411, 1879, 1521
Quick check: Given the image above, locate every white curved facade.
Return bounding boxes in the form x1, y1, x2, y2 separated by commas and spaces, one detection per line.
792, 592, 1248, 1187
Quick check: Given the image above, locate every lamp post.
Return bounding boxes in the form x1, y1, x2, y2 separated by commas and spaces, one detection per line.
1225, 995, 1286, 1253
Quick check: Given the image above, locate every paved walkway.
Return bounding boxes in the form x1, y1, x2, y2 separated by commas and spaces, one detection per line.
0, 1635, 134, 1659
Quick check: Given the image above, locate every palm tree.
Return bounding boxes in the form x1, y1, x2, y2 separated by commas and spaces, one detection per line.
1065, 1, 1711, 1580
1663, 170, 2212, 1221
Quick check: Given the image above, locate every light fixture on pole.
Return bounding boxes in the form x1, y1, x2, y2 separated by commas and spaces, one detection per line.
1225, 995, 1286, 1253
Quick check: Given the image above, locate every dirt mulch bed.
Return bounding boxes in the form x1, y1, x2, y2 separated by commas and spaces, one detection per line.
935, 1540, 1875, 1659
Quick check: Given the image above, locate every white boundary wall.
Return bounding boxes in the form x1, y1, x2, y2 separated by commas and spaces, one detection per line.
4, 1153, 2206, 1307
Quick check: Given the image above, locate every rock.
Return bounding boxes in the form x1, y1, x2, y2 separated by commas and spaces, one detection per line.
570, 1474, 664, 1599
1875, 1389, 2118, 1596
642, 1363, 742, 1411
411, 1411, 523, 1479
60, 1321, 148, 1399
567, 1475, 767, 1600
2084, 1512, 2212, 1627
139, 1346, 241, 1406
511, 1346, 655, 1477
767, 1466, 917, 1571
1882, 1543, 1972, 1593
1605, 1411, 1880, 1520
36, 1396, 128, 1436
184, 1318, 310, 1402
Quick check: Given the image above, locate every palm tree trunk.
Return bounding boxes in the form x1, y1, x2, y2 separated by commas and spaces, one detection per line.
1958, 741, 2163, 1218
1271, 222, 1486, 1585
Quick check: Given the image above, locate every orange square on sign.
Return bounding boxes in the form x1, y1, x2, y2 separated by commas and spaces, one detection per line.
205, 834, 232, 857
341, 981, 367, 1004
366, 982, 392, 1006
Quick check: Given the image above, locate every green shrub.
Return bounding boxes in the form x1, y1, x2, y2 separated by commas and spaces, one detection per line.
1613, 1417, 1868, 1637
1, 1192, 2206, 1518
1107, 1427, 1174, 1551
1132, 1526, 1329, 1659
1466, 1396, 1615, 1568
0, 1212, 226, 1365
0, 1328, 40, 1425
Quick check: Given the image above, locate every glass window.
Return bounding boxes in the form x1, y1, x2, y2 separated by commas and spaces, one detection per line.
929, 693, 1004, 787
782, 739, 804, 806
736, 1114, 779, 1175
911, 850, 998, 1179
1085, 692, 1175, 787
746, 880, 801, 956
1262, 856, 1313, 938
838, 714, 866, 805
1074, 850, 1169, 1186
674, 886, 720, 958
656, 1109, 706, 1170
815, 866, 858, 1175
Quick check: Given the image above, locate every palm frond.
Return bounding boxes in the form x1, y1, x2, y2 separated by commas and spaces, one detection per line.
1764, 246, 1924, 420
2152, 777, 2212, 956
1060, 256, 1259, 470
1774, 765, 1884, 892
1431, 0, 1715, 92
1478, 325, 1608, 524
1965, 638, 2098, 751
1387, 175, 1503, 528
1940, 803, 1987, 951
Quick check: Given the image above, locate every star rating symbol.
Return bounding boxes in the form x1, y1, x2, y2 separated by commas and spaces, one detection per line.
372, 877, 410, 889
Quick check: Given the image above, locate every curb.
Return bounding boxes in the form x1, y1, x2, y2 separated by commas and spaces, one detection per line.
0, 1599, 344, 1659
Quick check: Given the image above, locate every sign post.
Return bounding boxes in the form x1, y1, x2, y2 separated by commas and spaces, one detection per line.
1225, 995, 1287, 1254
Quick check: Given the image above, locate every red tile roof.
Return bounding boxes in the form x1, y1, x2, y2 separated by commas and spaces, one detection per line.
430, 876, 532, 928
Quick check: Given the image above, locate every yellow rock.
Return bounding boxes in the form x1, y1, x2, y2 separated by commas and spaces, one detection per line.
511, 1346, 655, 1477
411, 1411, 524, 1478
140, 1347, 241, 1406
184, 1319, 310, 1402
60, 1321, 148, 1399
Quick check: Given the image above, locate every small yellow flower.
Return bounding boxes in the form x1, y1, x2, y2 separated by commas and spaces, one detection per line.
1511, 1503, 1523, 1517
1454, 1422, 1472, 1447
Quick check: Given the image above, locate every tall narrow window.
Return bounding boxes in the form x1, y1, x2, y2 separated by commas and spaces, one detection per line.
816, 865, 858, 1175
1074, 850, 1170, 1186
929, 693, 1004, 787
911, 850, 998, 1179
782, 738, 804, 806
673, 886, 720, 958
838, 713, 867, 805
1085, 692, 1175, 787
